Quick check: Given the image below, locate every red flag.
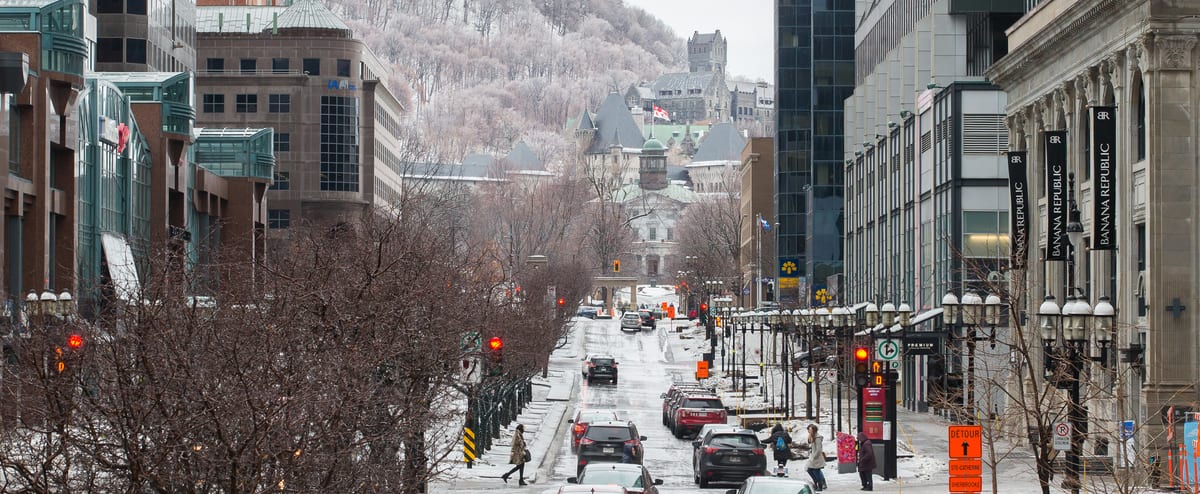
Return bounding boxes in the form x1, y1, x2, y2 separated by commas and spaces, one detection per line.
116, 123, 131, 153
653, 105, 671, 122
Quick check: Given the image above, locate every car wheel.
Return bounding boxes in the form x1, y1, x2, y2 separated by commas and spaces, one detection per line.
662, 413, 668, 426
612, 378, 618, 385
587, 377, 593, 384
699, 473, 710, 488
672, 424, 682, 438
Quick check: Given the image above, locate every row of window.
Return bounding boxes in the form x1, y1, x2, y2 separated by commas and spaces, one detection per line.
202, 94, 290, 113
206, 57, 351, 77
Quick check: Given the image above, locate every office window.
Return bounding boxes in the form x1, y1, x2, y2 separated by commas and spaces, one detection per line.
126, 38, 147, 64
268, 94, 290, 113
126, 0, 145, 14
270, 171, 290, 190
235, 94, 257, 113
96, 0, 121, 13
303, 58, 320, 75
649, 227, 657, 240
319, 96, 359, 191
202, 94, 224, 113
273, 132, 290, 152
268, 209, 290, 229
240, 58, 256, 74
272, 58, 289, 73
206, 58, 224, 72
337, 59, 351, 77
97, 38, 122, 63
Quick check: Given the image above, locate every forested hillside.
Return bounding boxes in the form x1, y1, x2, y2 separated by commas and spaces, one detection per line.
322, 0, 685, 161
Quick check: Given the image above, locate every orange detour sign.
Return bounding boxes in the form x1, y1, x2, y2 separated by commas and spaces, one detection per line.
948, 425, 983, 459
949, 475, 983, 493
948, 459, 982, 477
696, 360, 710, 379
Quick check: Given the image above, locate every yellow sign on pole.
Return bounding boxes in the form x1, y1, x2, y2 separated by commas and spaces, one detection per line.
463, 427, 477, 465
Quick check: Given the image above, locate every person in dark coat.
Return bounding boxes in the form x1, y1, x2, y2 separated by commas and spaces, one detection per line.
856, 432, 877, 491
621, 441, 638, 463
501, 424, 528, 486
765, 424, 794, 476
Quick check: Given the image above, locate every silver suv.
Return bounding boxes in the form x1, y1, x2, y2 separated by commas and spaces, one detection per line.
620, 312, 641, 331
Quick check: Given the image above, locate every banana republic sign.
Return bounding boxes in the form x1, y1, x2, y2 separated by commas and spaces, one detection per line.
1091, 107, 1116, 250
1045, 131, 1068, 261
1007, 151, 1028, 269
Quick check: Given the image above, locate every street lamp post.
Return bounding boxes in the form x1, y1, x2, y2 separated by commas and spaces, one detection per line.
941, 291, 1003, 424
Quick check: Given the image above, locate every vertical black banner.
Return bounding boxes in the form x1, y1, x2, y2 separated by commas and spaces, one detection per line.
1091, 106, 1117, 250
1007, 151, 1029, 268
1045, 131, 1068, 260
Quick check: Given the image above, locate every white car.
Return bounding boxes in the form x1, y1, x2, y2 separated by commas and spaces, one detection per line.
620, 312, 641, 331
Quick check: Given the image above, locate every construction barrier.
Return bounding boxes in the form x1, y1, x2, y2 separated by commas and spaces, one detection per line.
463, 427, 477, 467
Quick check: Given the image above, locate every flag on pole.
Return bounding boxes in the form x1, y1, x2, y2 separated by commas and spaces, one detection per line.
759, 216, 771, 231
653, 105, 671, 122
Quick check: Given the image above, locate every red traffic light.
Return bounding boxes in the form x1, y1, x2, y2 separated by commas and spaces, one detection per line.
700, 303, 708, 313
557, 297, 566, 307
67, 334, 83, 349
487, 337, 503, 351
854, 347, 869, 362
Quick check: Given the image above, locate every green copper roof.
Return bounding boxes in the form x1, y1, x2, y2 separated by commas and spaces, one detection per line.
643, 137, 665, 151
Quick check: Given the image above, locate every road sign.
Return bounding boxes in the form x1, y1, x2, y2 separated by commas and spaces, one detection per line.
463, 427, 477, 466
1120, 420, 1135, 440
888, 360, 901, 370
876, 339, 900, 361
949, 475, 983, 493
948, 425, 983, 459
1053, 422, 1071, 451
696, 360, 710, 379
949, 459, 982, 477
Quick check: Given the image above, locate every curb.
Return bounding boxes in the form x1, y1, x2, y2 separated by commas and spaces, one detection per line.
535, 370, 578, 482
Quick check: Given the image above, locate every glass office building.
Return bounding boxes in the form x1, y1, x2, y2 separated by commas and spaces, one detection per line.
775, 0, 854, 305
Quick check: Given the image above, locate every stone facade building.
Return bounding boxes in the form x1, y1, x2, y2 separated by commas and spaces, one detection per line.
626, 31, 730, 125
989, 0, 1200, 456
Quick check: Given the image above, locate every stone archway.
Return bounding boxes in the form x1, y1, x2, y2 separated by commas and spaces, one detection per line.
593, 276, 639, 314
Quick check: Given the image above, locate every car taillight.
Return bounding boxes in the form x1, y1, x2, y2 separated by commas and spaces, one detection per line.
720, 410, 728, 420
573, 424, 586, 435
611, 363, 618, 367
752, 448, 765, 455
704, 447, 719, 455
579, 438, 594, 446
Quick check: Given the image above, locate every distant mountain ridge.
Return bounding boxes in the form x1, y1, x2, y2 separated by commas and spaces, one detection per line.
322, 0, 686, 160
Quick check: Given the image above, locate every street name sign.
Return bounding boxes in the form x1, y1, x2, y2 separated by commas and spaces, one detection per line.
949, 476, 983, 493
948, 425, 983, 459
1053, 422, 1071, 451
949, 459, 982, 477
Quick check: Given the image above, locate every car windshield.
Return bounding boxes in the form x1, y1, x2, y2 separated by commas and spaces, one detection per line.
585, 426, 632, 441
592, 358, 614, 366
580, 411, 616, 423
684, 398, 723, 408
745, 480, 811, 493
708, 433, 759, 448
581, 469, 644, 487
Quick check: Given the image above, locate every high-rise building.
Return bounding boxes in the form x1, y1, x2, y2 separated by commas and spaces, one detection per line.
92, 0, 196, 72
774, 0, 854, 306
842, 0, 1024, 413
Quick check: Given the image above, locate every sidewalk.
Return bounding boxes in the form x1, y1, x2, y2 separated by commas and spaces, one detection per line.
432, 323, 582, 489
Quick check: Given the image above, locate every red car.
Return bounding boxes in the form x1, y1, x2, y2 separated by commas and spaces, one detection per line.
671, 394, 727, 438
569, 409, 620, 452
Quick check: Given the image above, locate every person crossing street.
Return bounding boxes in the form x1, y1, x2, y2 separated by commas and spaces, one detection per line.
501, 424, 529, 486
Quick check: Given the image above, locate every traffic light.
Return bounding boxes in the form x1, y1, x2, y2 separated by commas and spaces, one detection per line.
613, 260, 621, 273
699, 303, 709, 325
557, 297, 566, 308
486, 337, 504, 376
54, 334, 84, 375
854, 347, 870, 387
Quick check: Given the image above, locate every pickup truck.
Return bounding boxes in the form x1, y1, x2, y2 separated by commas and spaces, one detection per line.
670, 394, 727, 438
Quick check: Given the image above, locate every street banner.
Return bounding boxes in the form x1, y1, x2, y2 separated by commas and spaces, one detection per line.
1091, 106, 1117, 250
1007, 151, 1029, 268
1045, 131, 1068, 260
836, 432, 857, 473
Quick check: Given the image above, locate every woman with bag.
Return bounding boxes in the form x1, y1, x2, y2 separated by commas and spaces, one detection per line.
804, 424, 827, 491
502, 424, 529, 486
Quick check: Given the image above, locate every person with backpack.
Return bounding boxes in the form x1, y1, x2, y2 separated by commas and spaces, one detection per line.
765, 424, 793, 477
804, 424, 827, 491
856, 431, 877, 491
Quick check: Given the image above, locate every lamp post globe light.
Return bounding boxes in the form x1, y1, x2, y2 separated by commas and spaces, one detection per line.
940, 290, 1003, 424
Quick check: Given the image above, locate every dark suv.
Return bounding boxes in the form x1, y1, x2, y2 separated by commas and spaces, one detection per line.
793, 345, 837, 368
576, 420, 646, 474
692, 428, 767, 487
637, 309, 656, 329
584, 355, 619, 384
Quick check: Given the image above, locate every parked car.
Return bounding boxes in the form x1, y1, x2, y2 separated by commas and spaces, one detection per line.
661, 383, 716, 426
724, 476, 815, 494
637, 309, 656, 329
670, 393, 728, 438
569, 409, 621, 452
582, 355, 619, 384
792, 346, 837, 368
575, 420, 646, 474
620, 312, 642, 331
693, 428, 767, 488
577, 306, 599, 319
568, 463, 664, 494
558, 485, 628, 494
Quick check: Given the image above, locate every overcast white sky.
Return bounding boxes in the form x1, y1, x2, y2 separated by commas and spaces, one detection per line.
624, 0, 774, 82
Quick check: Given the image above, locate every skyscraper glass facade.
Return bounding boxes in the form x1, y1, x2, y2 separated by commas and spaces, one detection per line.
776, 0, 854, 305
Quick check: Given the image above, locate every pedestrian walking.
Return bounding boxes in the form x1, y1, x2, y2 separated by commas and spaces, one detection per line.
765, 423, 793, 477
501, 424, 529, 486
856, 431, 876, 491
621, 441, 637, 463
804, 424, 827, 491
